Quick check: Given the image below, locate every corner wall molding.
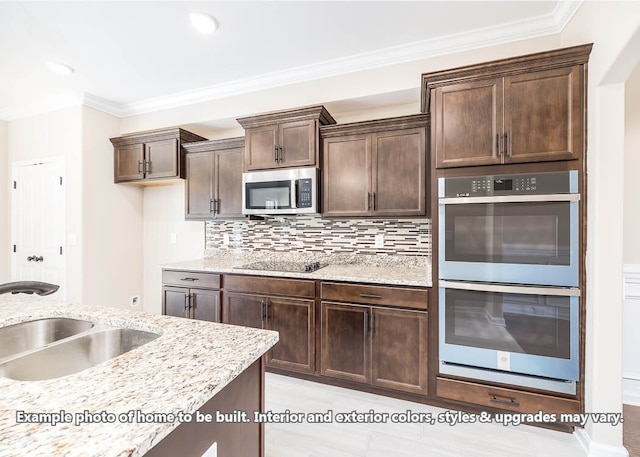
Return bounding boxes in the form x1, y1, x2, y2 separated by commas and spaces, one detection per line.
86, 1, 583, 118
623, 264, 640, 300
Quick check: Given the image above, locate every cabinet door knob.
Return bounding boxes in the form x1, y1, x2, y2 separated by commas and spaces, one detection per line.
274, 145, 279, 163
138, 160, 143, 174
278, 146, 283, 163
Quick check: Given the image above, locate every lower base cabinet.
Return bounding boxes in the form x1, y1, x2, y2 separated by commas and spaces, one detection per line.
162, 270, 221, 322
320, 301, 428, 395
223, 276, 315, 374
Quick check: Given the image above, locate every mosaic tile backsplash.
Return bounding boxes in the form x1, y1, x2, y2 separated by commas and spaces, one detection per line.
205, 215, 431, 257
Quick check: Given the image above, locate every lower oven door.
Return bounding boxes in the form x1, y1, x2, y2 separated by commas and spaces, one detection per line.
439, 281, 579, 384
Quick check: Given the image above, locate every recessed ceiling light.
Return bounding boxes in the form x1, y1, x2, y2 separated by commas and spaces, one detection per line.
47, 61, 75, 76
190, 12, 218, 34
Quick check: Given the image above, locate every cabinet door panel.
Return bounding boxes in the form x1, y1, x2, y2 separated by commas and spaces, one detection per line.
279, 120, 316, 167
434, 79, 502, 168
215, 147, 244, 218
191, 289, 221, 323
266, 297, 315, 373
372, 128, 426, 216
505, 66, 582, 163
371, 308, 428, 395
322, 134, 371, 217
163, 286, 189, 318
185, 151, 214, 220
223, 293, 264, 329
320, 302, 370, 383
114, 144, 144, 182
245, 125, 278, 170
145, 139, 179, 179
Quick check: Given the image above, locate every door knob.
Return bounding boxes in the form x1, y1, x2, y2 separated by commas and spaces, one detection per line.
27, 255, 35, 262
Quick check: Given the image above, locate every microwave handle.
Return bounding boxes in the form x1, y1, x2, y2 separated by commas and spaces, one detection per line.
291, 180, 298, 209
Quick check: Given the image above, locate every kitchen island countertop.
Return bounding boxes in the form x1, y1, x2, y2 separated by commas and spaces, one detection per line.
0, 293, 278, 457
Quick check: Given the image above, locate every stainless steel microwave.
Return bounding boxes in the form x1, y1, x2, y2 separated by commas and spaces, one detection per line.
242, 167, 319, 215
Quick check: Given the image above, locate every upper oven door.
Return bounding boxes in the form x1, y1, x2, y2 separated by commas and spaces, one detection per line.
439, 193, 579, 286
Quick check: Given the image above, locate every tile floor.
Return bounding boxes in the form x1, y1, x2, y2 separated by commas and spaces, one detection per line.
624, 404, 640, 457
264, 373, 587, 457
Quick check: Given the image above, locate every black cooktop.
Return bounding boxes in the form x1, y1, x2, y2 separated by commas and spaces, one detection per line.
235, 261, 326, 273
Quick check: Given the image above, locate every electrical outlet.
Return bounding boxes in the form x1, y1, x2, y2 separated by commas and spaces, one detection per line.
223, 233, 230, 246
374, 234, 384, 248
131, 296, 140, 307
170, 233, 177, 244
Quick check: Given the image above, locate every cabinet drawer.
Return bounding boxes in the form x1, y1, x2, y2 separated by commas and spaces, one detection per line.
224, 275, 315, 299
162, 270, 221, 289
436, 377, 579, 415
321, 282, 428, 310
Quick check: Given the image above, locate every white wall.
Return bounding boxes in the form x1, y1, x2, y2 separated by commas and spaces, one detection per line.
625, 65, 640, 264
81, 106, 144, 309
0, 121, 8, 283
142, 184, 204, 315
560, 1, 640, 454
8, 106, 83, 301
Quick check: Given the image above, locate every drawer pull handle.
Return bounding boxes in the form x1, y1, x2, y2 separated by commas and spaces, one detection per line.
180, 277, 199, 282
359, 293, 382, 299
489, 395, 519, 407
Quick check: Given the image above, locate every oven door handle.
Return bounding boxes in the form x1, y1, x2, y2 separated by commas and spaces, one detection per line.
439, 280, 581, 297
291, 180, 298, 209
438, 194, 580, 205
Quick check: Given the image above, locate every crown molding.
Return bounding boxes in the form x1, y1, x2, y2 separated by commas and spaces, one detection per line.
2, 1, 583, 121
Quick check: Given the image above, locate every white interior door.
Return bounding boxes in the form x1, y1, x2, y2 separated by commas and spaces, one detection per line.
11, 158, 66, 300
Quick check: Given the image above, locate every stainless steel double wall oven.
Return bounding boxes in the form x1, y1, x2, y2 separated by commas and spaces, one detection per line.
438, 170, 580, 394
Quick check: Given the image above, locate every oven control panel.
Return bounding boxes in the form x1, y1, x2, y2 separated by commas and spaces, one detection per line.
440, 170, 578, 198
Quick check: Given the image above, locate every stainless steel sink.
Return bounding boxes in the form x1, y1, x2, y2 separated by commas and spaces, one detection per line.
0, 318, 95, 360
0, 328, 160, 381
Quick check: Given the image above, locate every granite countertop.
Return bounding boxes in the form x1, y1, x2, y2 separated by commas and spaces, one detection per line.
163, 251, 432, 288
0, 294, 278, 457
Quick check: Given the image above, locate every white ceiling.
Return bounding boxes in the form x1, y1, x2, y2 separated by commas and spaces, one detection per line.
0, 1, 582, 121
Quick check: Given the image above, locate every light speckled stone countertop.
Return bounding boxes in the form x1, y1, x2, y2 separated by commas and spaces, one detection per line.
0, 294, 278, 457
163, 251, 432, 288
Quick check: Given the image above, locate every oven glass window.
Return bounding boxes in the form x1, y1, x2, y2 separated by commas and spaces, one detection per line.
444, 201, 571, 265
246, 181, 291, 209
444, 288, 571, 359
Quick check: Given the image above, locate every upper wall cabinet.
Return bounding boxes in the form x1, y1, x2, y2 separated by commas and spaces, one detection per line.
421, 44, 592, 169
320, 114, 429, 218
110, 128, 206, 184
183, 137, 246, 220
237, 105, 336, 171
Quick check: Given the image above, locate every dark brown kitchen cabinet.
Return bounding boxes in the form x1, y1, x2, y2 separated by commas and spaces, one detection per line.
183, 137, 245, 220
162, 270, 221, 322
422, 44, 592, 168
321, 114, 429, 217
320, 282, 429, 395
111, 128, 206, 184
237, 105, 336, 171
223, 275, 315, 374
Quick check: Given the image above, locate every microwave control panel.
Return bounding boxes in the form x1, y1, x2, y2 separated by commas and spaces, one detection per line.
440, 170, 578, 198
296, 178, 313, 208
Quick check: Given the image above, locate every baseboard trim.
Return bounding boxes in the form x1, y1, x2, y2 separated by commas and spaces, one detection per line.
574, 428, 629, 457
